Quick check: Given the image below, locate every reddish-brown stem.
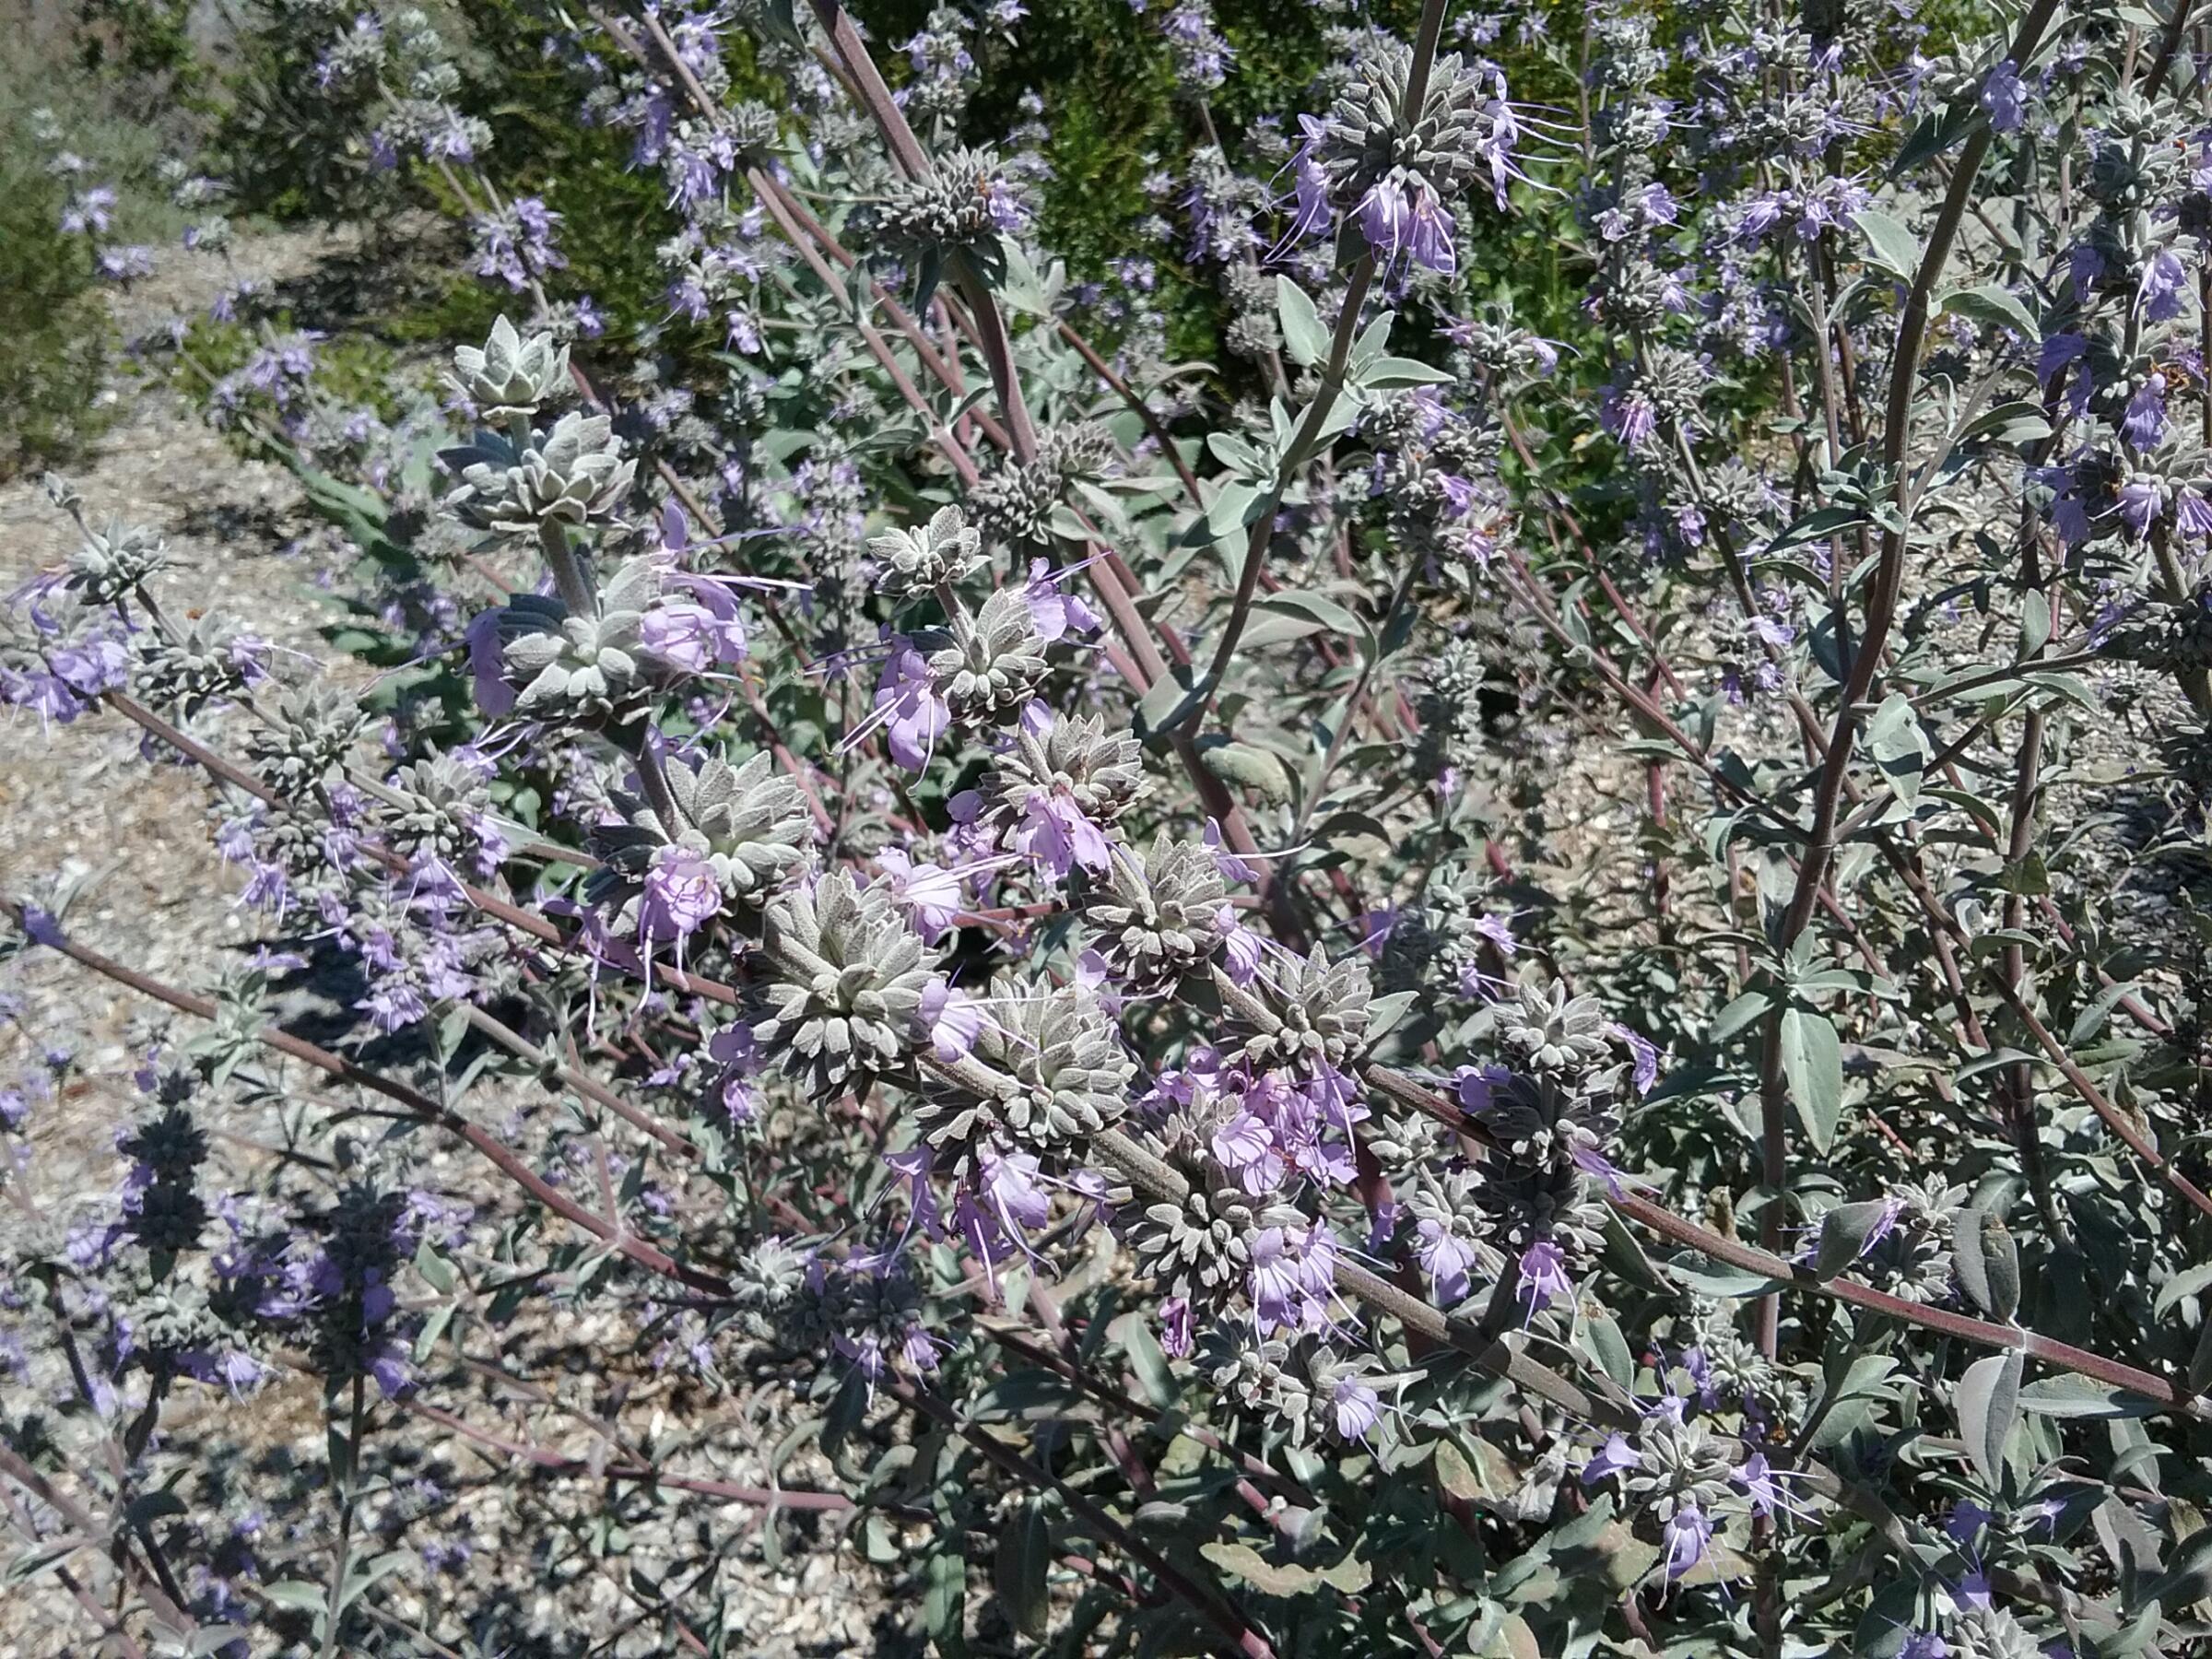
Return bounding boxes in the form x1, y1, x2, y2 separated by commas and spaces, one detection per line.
398, 1399, 853, 1509
0, 1443, 194, 1634
0, 897, 734, 1294
1743, 0, 2065, 1352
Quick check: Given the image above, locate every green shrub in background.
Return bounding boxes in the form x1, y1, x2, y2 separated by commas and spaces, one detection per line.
0, 124, 112, 481
887, 0, 1591, 361
394, 0, 691, 350
0, 2, 211, 478
68, 0, 212, 100
194, 0, 1590, 391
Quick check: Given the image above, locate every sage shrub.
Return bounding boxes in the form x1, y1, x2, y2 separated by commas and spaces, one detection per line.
9, 1, 2212, 1655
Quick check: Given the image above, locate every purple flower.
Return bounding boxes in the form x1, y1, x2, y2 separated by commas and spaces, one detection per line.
1603, 385, 1657, 451
641, 592, 746, 673
2119, 475, 2166, 539
1284, 117, 1333, 241
229, 635, 272, 687
1947, 1504, 1999, 1557
61, 185, 116, 235
359, 975, 428, 1034
53, 636, 130, 700
919, 978, 982, 1061
2141, 250, 2189, 323
2123, 374, 2169, 452
886, 1147, 944, 1239
1735, 1452, 1783, 1518
1735, 193, 1788, 241
979, 1145, 1053, 1239
1610, 1023, 1660, 1092
2068, 241, 2107, 295
217, 1349, 271, 1397
877, 849, 964, 942
982, 177, 1028, 236
1216, 906, 1265, 985
1853, 1194, 1907, 1256
1357, 177, 1410, 259
1243, 1227, 1301, 1331
1331, 1372, 1380, 1441
420, 1539, 474, 1575
1453, 1065, 1504, 1115
1079, 949, 1127, 1010
1475, 72, 1529, 206
1406, 185, 1456, 274
2178, 488, 2212, 541
1414, 1218, 1479, 1307
464, 607, 516, 715
639, 842, 721, 959
1205, 818, 1257, 885
1573, 1144, 1630, 1201
215, 815, 258, 864
365, 1338, 412, 1399
1981, 59, 2026, 133
901, 1323, 944, 1373
471, 196, 565, 291
1211, 1109, 1284, 1194
1515, 1240, 1572, 1316
1008, 790, 1111, 879
2050, 481, 2091, 547
97, 246, 156, 283
1023, 559, 1100, 641
1580, 1431, 1641, 1487
1300, 1062, 1364, 1136
1291, 1230, 1335, 1335
870, 642, 949, 771
241, 861, 289, 913
1662, 1503, 1713, 1580
1160, 1295, 1194, 1358
361, 1276, 395, 1325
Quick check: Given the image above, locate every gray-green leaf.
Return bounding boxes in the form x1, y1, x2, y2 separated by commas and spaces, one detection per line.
1779, 1007, 1845, 1153
994, 1500, 1052, 1638
1956, 1349, 2023, 1488
1855, 207, 1923, 281
1276, 276, 1329, 368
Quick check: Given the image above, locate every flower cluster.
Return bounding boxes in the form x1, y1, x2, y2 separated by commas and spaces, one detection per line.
8, 1, 2211, 1655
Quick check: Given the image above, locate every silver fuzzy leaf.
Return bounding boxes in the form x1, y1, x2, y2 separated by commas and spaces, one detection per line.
1239, 947, 1372, 1073
983, 713, 1147, 829
867, 503, 983, 595
447, 314, 572, 422
931, 586, 1048, 724
915, 978, 1132, 1169
752, 872, 931, 1101
443, 411, 635, 536
1079, 833, 1225, 993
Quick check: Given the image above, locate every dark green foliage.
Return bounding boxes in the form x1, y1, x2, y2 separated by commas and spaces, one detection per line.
406, 0, 687, 349
0, 126, 111, 480
70, 0, 213, 102
905, 0, 1590, 365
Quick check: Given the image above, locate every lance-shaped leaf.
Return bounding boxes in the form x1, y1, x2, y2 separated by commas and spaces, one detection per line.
1957, 1349, 2024, 1488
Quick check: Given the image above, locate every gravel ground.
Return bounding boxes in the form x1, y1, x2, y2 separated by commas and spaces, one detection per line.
0, 236, 894, 1659
2, 227, 371, 1210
